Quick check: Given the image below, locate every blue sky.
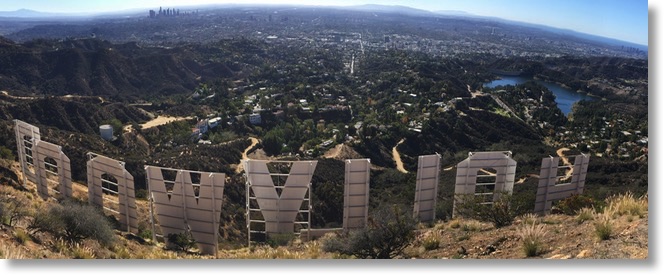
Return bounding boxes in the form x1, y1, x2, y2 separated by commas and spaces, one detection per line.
0, 0, 649, 46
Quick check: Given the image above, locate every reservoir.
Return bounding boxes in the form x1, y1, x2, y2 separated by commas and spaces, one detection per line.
483, 76, 594, 116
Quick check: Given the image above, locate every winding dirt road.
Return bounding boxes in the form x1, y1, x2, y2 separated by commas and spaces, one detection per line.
392, 138, 408, 173
556, 147, 574, 181
235, 137, 260, 174
2, 91, 105, 103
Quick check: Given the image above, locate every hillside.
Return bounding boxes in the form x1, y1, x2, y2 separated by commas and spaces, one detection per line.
0, 4, 648, 263
0, 37, 238, 100
0, 158, 648, 259
0, 35, 648, 249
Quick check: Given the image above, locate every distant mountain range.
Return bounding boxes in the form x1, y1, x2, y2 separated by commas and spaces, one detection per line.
443, 11, 649, 52
0, 8, 85, 18
0, 4, 647, 50
0, 8, 144, 19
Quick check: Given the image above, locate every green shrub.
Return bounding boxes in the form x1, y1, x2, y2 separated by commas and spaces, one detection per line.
0, 146, 14, 160
137, 221, 153, 241
28, 200, 117, 246
135, 189, 149, 200
267, 233, 295, 248
322, 204, 417, 259
454, 192, 522, 228
553, 194, 600, 215
167, 231, 196, 252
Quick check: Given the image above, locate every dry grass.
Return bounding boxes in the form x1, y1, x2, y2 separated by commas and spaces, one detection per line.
49, 238, 68, 254
70, 243, 96, 259
591, 192, 647, 241
448, 219, 461, 229
219, 245, 306, 259
518, 213, 539, 225
421, 230, 442, 251
1, 241, 27, 259
575, 207, 595, 224
593, 211, 614, 241
111, 244, 132, 259
460, 220, 485, 232
12, 228, 31, 244
604, 192, 648, 218
517, 221, 547, 257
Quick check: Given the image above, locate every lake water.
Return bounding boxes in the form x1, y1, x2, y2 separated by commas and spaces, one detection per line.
483, 76, 594, 116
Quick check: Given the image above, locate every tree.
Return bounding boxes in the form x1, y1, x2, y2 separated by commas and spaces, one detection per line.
262, 128, 285, 156
101, 118, 123, 134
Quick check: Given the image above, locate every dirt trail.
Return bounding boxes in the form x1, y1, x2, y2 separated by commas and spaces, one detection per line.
2, 91, 105, 103
392, 138, 408, 173
235, 137, 260, 174
1, 90, 37, 100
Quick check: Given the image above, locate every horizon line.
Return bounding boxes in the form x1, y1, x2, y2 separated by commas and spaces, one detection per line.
0, 3, 648, 47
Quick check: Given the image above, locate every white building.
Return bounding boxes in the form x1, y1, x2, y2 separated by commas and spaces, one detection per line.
208, 117, 221, 128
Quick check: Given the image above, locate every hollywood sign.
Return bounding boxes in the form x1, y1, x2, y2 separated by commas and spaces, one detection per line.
13, 119, 589, 255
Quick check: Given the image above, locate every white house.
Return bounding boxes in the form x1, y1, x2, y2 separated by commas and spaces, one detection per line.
208, 117, 221, 128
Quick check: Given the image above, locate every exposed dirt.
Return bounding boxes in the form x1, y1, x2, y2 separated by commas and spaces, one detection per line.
139, 115, 192, 129
234, 137, 260, 174
392, 138, 408, 173
407, 213, 648, 259
323, 143, 364, 160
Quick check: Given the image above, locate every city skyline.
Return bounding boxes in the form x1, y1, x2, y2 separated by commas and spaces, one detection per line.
0, 0, 649, 46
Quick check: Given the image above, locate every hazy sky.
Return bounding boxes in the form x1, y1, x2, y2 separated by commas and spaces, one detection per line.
0, 0, 649, 46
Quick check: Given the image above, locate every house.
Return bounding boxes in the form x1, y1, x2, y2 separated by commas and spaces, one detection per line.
208, 117, 222, 128
196, 119, 209, 134
249, 113, 262, 125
